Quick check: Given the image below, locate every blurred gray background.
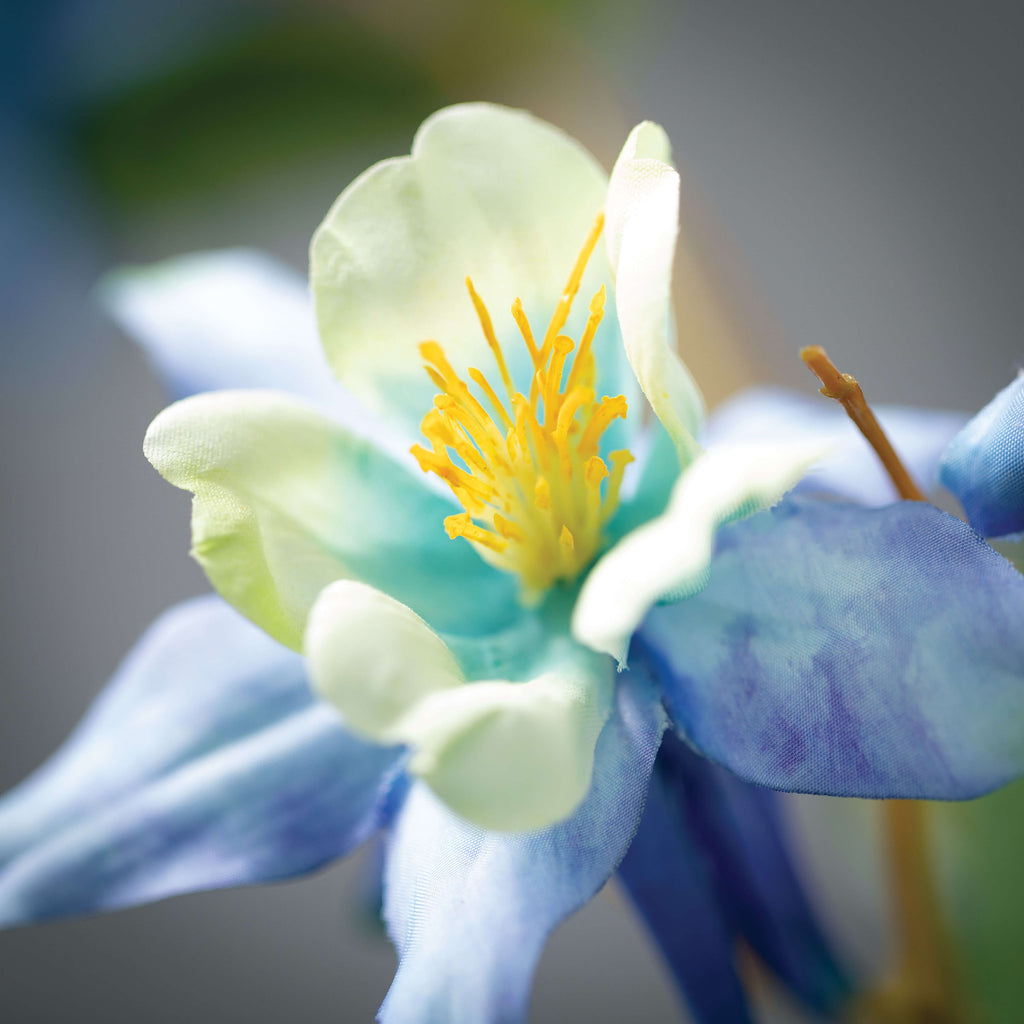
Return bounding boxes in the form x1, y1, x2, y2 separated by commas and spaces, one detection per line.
1, 1, 1021, 1021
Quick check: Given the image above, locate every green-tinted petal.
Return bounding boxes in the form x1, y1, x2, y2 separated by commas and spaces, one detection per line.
311, 103, 632, 435
145, 390, 520, 650
572, 440, 828, 662
605, 122, 705, 466
305, 578, 613, 832
306, 580, 464, 740
401, 662, 613, 833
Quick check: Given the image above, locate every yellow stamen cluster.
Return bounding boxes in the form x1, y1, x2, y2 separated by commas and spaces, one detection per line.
411, 213, 634, 596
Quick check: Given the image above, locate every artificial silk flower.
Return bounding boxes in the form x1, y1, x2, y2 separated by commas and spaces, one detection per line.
3, 103, 1024, 1024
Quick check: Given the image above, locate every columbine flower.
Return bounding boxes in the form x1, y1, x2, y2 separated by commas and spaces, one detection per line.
2, 103, 1024, 1023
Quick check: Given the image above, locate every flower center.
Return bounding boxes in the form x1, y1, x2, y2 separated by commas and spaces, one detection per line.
411, 213, 634, 598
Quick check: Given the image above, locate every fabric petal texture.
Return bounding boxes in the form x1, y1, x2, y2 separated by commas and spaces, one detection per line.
307, 581, 613, 831
573, 439, 827, 662
312, 103, 637, 435
940, 372, 1024, 538
306, 580, 465, 742
605, 121, 704, 464
378, 668, 666, 1024
0, 596, 401, 926
399, 662, 614, 833
704, 386, 967, 507
145, 389, 520, 649
638, 498, 1024, 799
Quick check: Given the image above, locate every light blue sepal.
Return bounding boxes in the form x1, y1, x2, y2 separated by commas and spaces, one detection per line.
940, 373, 1024, 539
377, 667, 666, 1024
640, 498, 1024, 799
703, 387, 967, 506
99, 252, 341, 404
0, 596, 402, 926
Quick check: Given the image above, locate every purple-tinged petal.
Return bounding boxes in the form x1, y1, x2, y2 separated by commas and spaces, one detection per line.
0, 596, 401, 926
652, 731, 850, 1014
940, 373, 1024, 539
704, 387, 967, 506
377, 668, 666, 1024
617, 738, 754, 1024
638, 498, 1024, 799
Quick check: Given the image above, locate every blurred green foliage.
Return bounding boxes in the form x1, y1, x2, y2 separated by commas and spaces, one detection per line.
74, 17, 445, 207
943, 778, 1024, 1024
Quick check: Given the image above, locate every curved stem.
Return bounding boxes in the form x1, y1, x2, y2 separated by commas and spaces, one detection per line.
801, 346, 967, 1024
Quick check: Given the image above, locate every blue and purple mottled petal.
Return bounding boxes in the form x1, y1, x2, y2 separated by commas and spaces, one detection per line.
0, 596, 402, 926
617, 737, 754, 1024
940, 373, 1024, 539
377, 668, 666, 1024
651, 731, 850, 1013
704, 387, 966, 506
639, 498, 1024, 799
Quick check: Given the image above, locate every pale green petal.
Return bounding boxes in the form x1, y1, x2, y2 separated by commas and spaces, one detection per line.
401, 662, 614, 832
605, 122, 705, 466
311, 103, 634, 435
145, 390, 520, 650
572, 441, 830, 663
305, 577, 612, 831
305, 580, 464, 740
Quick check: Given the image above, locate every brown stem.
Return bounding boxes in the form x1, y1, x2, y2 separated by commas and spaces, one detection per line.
801, 346, 966, 1024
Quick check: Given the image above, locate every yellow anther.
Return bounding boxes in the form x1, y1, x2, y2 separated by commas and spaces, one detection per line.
585, 455, 610, 488
468, 367, 514, 430
544, 336, 575, 426
412, 212, 634, 593
511, 297, 539, 364
493, 512, 526, 542
603, 450, 636, 522
534, 476, 552, 510
580, 395, 628, 454
565, 286, 606, 395
467, 277, 516, 400
444, 512, 507, 553
543, 212, 605, 350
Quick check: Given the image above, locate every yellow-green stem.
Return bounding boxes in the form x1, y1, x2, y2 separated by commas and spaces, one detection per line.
801, 346, 966, 1024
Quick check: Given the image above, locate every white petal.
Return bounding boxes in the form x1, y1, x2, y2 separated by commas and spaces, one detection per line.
572, 441, 830, 663
305, 580, 464, 740
145, 390, 520, 650
605, 122, 705, 465
305, 579, 614, 832
311, 103, 632, 434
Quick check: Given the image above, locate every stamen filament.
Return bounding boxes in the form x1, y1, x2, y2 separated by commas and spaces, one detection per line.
413, 211, 633, 593
467, 277, 516, 400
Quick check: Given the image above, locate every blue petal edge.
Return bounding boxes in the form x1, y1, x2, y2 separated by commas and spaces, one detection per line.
639, 498, 1024, 799
0, 595, 403, 926
940, 373, 1024, 539
377, 666, 666, 1024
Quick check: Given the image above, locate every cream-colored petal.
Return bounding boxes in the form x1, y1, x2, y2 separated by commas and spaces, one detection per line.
572, 441, 830, 664
306, 577, 614, 832
311, 103, 633, 435
605, 122, 704, 466
305, 580, 464, 740
401, 663, 613, 833
145, 390, 520, 650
